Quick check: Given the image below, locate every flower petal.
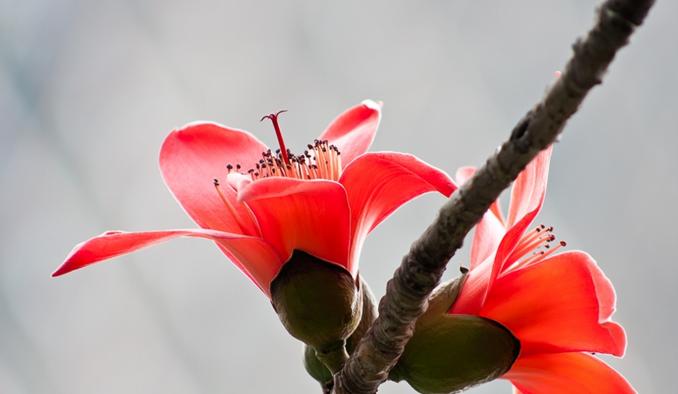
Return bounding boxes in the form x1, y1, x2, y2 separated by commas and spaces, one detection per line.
53, 229, 283, 295
159, 122, 266, 235
452, 209, 539, 315
504, 353, 635, 394
470, 210, 505, 270
480, 251, 626, 356
339, 152, 456, 265
450, 255, 493, 314
506, 146, 552, 227
237, 177, 353, 275
454, 166, 476, 185
455, 166, 505, 268
317, 100, 382, 167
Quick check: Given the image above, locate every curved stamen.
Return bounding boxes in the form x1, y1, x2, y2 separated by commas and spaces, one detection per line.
213, 179, 258, 235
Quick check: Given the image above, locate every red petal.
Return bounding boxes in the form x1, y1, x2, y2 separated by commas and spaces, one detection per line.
470, 210, 505, 270
493, 205, 541, 276
455, 166, 505, 268
456, 166, 505, 224
452, 210, 539, 315
159, 122, 266, 235
451, 255, 493, 314
339, 152, 455, 265
481, 147, 555, 284
506, 146, 552, 227
480, 251, 626, 356
53, 229, 283, 295
317, 100, 382, 167
454, 166, 476, 185
237, 178, 353, 275
504, 353, 635, 394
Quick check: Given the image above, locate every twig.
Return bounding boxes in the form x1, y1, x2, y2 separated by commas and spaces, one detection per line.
333, 0, 655, 392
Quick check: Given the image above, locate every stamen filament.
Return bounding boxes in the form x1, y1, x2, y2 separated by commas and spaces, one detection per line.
213, 179, 252, 235
509, 233, 551, 263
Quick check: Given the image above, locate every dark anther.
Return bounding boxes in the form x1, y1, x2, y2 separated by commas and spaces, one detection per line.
459, 266, 469, 274
213, 179, 220, 186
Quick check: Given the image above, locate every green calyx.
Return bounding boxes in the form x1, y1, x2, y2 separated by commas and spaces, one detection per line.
303, 277, 377, 387
390, 276, 520, 394
271, 251, 363, 373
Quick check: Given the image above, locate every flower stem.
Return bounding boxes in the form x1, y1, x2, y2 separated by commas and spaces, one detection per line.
316, 341, 350, 374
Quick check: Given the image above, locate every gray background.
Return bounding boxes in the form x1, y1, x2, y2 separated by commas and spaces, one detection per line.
1, 1, 675, 393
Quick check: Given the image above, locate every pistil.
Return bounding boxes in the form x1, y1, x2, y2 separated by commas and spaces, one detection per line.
261, 110, 290, 165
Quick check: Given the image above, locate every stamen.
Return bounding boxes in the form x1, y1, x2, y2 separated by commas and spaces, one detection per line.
261, 110, 290, 165
221, 120, 343, 186
509, 230, 553, 263
509, 224, 568, 270
213, 179, 252, 235
519, 240, 566, 268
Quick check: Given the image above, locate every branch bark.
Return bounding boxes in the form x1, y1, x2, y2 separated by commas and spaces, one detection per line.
333, 0, 655, 392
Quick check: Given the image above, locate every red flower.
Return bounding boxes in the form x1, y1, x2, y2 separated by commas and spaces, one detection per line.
54, 100, 456, 296
450, 147, 634, 393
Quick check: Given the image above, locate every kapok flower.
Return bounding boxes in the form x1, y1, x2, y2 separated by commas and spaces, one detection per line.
393, 147, 633, 394
54, 100, 455, 364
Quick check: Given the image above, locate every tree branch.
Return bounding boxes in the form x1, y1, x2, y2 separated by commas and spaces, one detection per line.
333, 0, 655, 392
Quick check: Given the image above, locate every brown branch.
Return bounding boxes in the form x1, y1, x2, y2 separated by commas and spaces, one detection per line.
333, 0, 655, 392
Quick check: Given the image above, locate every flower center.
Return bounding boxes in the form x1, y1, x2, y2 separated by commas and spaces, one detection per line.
507, 224, 567, 269
222, 110, 343, 182
209, 111, 344, 233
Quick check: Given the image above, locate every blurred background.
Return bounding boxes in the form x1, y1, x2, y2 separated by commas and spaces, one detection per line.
1, 0, 675, 393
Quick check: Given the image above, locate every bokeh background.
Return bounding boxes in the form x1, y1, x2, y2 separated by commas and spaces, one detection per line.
1, 1, 676, 393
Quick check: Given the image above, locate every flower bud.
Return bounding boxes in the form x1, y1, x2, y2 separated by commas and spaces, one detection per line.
303, 277, 377, 387
271, 251, 363, 372
390, 276, 520, 394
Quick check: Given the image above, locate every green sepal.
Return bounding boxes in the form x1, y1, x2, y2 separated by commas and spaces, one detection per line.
389, 275, 520, 394
303, 277, 377, 386
271, 251, 362, 372
419, 274, 468, 322
303, 345, 334, 388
